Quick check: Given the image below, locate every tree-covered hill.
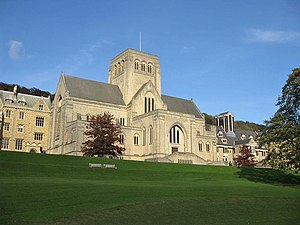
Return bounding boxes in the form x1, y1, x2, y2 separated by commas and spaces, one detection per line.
0, 82, 54, 101
203, 113, 264, 132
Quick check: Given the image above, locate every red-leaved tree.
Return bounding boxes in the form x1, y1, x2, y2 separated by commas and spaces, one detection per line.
82, 113, 124, 157
234, 145, 256, 167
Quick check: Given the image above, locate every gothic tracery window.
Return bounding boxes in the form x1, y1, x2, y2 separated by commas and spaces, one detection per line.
170, 125, 182, 144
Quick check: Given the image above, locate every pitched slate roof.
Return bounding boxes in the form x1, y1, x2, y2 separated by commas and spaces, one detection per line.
0, 90, 51, 108
234, 129, 258, 140
63, 75, 125, 106
161, 95, 203, 118
216, 126, 235, 146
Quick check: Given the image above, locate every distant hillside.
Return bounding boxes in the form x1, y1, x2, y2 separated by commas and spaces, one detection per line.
0, 82, 54, 101
203, 113, 264, 132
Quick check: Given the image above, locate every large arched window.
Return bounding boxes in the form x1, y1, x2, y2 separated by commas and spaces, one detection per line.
170, 125, 182, 144
144, 96, 155, 113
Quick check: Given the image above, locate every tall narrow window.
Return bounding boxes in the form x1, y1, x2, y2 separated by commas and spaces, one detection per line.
148, 98, 151, 113
134, 134, 139, 145
142, 127, 146, 146
199, 142, 203, 152
145, 97, 147, 113
141, 63, 146, 71
19, 111, 25, 120
148, 64, 152, 73
206, 143, 210, 152
2, 138, 9, 149
4, 123, 10, 131
6, 110, 11, 118
152, 98, 154, 111
119, 134, 124, 144
149, 126, 153, 144
135, 61, 139, 70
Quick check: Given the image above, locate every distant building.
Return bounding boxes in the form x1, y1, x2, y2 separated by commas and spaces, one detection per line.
215, 112, 268, 163
0, 87, 51, 153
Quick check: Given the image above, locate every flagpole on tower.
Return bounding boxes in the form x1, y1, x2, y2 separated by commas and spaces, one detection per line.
140, 32, 142, 52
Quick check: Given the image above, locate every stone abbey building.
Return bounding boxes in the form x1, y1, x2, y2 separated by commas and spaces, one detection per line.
1, 48, 268, 164
48, 49, 217, 163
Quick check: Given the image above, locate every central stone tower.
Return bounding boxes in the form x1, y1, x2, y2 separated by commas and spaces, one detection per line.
108, 48, 161, 105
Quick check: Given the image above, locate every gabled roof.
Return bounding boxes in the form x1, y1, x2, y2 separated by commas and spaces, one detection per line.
0, 90, 51, 108
161, 95, 203, 118
63, 75, 125, 106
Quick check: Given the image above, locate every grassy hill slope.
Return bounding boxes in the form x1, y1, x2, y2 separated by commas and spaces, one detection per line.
0, 151, 299, 225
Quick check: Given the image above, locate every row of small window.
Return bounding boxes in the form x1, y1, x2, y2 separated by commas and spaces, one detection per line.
4, 123, 24, 132
5, 110, 24, 119
198, 142, 211, 152
134, 61, 153, 73
4, 107, 44, 119
3, 117, 45, 131
2, 134, 44, 150
132, 126, 153, 146
4, 106, 44, 118
112, 60, 125, 76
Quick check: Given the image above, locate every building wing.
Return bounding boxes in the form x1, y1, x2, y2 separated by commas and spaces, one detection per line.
161, 95, 203, 118
63, 75, 125, 106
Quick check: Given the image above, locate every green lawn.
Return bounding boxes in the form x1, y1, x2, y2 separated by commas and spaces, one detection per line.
0, 151, 299, 225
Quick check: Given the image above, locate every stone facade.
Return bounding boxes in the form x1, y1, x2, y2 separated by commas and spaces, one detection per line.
48, 49, 218, 164
0, 49, 268, 165
0, 88, 51, 153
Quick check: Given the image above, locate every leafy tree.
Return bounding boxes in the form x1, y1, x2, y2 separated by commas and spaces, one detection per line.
234, 145, 256, 167
260, 68, 300, 172
82, 113, 124, 157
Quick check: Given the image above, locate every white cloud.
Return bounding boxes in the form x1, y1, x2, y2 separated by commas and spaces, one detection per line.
246, 29, 300, 43
62, 39, 110, 73
8, 40, 25, 60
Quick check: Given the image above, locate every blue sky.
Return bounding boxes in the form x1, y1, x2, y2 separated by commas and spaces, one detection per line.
1, 0, 299, 124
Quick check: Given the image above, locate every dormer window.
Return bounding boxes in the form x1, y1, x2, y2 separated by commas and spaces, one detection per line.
218, 131, 223, 137
222, 139, 227, 144
38, 104, 44, 111
5, 95, 14, 104
241, 134, 246, 140
18, 97, 27, 106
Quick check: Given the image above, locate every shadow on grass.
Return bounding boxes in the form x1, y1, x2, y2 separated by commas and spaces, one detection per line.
237, 167, 300, 186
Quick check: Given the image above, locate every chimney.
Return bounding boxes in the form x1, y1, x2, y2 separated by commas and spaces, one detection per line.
13, 85, 18, 101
